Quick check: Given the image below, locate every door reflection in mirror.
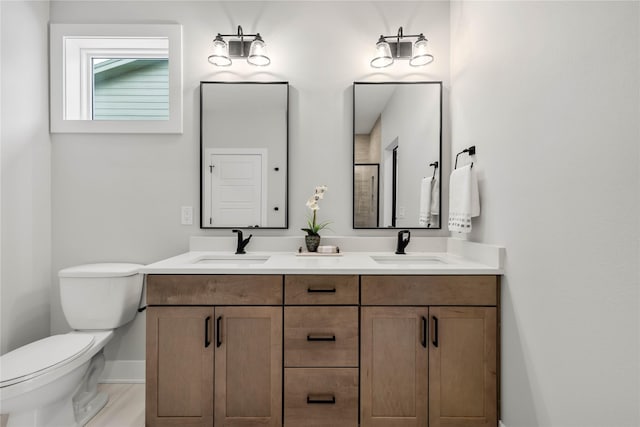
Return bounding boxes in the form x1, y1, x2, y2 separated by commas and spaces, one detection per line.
353, 82, 442, 229
201, 82, 288, 229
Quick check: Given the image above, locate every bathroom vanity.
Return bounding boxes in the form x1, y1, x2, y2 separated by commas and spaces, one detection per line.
142, 237, 503, 427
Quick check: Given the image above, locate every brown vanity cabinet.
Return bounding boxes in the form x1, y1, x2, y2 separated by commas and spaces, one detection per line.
283, 275, 359, 427
146, 273, 500, 427
145, 275, 283, 427
360, 275, 499, 427
360, 306, 429, 426
146, 306, 214, 427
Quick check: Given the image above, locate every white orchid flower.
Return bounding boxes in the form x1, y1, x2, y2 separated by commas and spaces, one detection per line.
315, 185, 328, 197
305, 197, 315, 207
302, 185, 330, 238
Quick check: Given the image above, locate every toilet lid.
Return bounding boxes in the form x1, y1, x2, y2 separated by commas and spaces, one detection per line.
0, 334, 94, 388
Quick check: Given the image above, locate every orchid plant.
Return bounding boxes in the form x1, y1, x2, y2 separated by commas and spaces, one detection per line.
301, 185, 330, 236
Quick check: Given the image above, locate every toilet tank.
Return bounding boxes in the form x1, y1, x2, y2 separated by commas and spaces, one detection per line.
59, 263, 144, 330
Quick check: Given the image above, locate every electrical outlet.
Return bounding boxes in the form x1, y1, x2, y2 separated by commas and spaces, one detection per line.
181, 206, 193, 225
398, 206, 405, 218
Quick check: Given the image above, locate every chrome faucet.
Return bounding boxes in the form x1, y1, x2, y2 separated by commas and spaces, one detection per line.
232, 229, 252, 254
395, 230, 411, 255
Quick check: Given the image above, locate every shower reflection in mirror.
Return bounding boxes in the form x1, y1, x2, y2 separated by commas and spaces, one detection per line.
353, 82, 442, 229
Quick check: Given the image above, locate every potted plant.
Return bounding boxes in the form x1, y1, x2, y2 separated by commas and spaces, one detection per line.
301, 185, 330, 252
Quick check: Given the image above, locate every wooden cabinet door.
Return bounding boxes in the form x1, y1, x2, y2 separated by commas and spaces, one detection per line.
214, 306, 283, 426
429, 307, 497, 427
361, 307, 429, 427
146, 306, 215, 427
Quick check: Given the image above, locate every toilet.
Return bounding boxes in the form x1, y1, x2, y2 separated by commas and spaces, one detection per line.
0, 263, 144, 427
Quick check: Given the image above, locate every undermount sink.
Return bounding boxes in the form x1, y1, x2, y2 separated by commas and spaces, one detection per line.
370, 255, 446, 265
193, 255, 270, 265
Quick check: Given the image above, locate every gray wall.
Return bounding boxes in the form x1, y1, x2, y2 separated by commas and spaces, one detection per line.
49, 1, 451, 363
1, 0, 52, 355
450, 1, 639, 426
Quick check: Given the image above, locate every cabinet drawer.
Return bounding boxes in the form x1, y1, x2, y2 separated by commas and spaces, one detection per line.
361, 275, 498, 306
284, 368, 358, 427
284, 307, 358, 367
285, 275, 358, 305
146, 275, 283, 305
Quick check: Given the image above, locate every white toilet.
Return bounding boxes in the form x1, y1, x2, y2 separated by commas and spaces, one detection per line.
0, 263, 144, 427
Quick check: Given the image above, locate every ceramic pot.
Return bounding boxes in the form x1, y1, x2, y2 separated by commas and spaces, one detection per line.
305, 235, 321, 252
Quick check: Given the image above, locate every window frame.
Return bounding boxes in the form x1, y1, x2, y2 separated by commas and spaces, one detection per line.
50, 23, 182, 134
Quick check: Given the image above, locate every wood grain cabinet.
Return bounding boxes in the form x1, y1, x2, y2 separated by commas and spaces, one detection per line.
360, 306, 429, 426
283, 275, 359, 427
146, 306, 214, 427
361, 276, 499, 427
145, 273, 499, 427
146, 275, 283, 427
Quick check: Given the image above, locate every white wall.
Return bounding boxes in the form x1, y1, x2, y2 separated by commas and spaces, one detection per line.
451, 1, 639, 426
0, 0, 52, 355
379, 84, 440, 227
49, 1, 450, 364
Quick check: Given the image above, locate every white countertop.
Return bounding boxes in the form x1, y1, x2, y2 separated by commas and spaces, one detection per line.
141, 237, 504, 275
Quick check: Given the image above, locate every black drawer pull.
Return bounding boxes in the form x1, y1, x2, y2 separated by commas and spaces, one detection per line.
432, 315, 438, 348
421, 316, 427, 348
307, 394, 336, 404
216, 316, 223, 348
205, 316, 212, 348
307, 334, 336, 342
307, 287, 336, 293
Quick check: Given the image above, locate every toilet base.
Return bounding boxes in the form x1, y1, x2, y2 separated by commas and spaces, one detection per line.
73, 349, 109, 425
7, 392, 78, 427
4, 344, 110, 427
75, 391, 108, 426
5, 391, 109, 427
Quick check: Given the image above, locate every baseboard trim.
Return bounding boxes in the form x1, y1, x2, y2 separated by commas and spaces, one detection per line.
100, 360, 145, 383
499, 421, 507, 427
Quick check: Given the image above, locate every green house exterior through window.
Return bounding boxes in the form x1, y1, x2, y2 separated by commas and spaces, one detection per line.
92, 58, 169, 120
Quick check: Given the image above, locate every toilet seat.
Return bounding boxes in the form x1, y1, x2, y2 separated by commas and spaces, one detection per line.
0, 334, 94, 388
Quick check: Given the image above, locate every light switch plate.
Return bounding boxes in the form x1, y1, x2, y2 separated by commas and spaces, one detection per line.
181, 206, 193, 225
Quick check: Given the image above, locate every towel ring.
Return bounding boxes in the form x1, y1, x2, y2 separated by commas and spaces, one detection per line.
454, 146, 476, 169
429, 161, 438, 179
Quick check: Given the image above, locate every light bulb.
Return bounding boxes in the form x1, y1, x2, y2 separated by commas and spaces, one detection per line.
370, 37, 393, 68
247, 34, 270, 66
409, 34, 433, 67
208, 35, 231, 66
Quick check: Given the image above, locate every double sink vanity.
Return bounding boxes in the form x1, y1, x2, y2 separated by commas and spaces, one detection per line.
142, 236, 503, 427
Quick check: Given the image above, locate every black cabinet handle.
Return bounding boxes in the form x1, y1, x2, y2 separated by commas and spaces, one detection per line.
307, 287, 336, 293
205, 316, 212, 348
421, 316, 427, 348
307, 394, 336, 404
216, 316, 222, 348
432, 315, 438, 348
307, 334, 336, 342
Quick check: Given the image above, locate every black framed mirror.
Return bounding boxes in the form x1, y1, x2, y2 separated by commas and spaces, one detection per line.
353, 81, 442, 229
200, 82, 288, 229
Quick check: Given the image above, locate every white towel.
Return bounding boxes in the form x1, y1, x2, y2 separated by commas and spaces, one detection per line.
448, 164, 480, 233
430, 176, 440, 216
419, 177, 433, 226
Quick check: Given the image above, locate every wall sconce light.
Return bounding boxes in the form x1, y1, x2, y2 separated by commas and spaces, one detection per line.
208, 25, 270, 67
370, 27, 434, 68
